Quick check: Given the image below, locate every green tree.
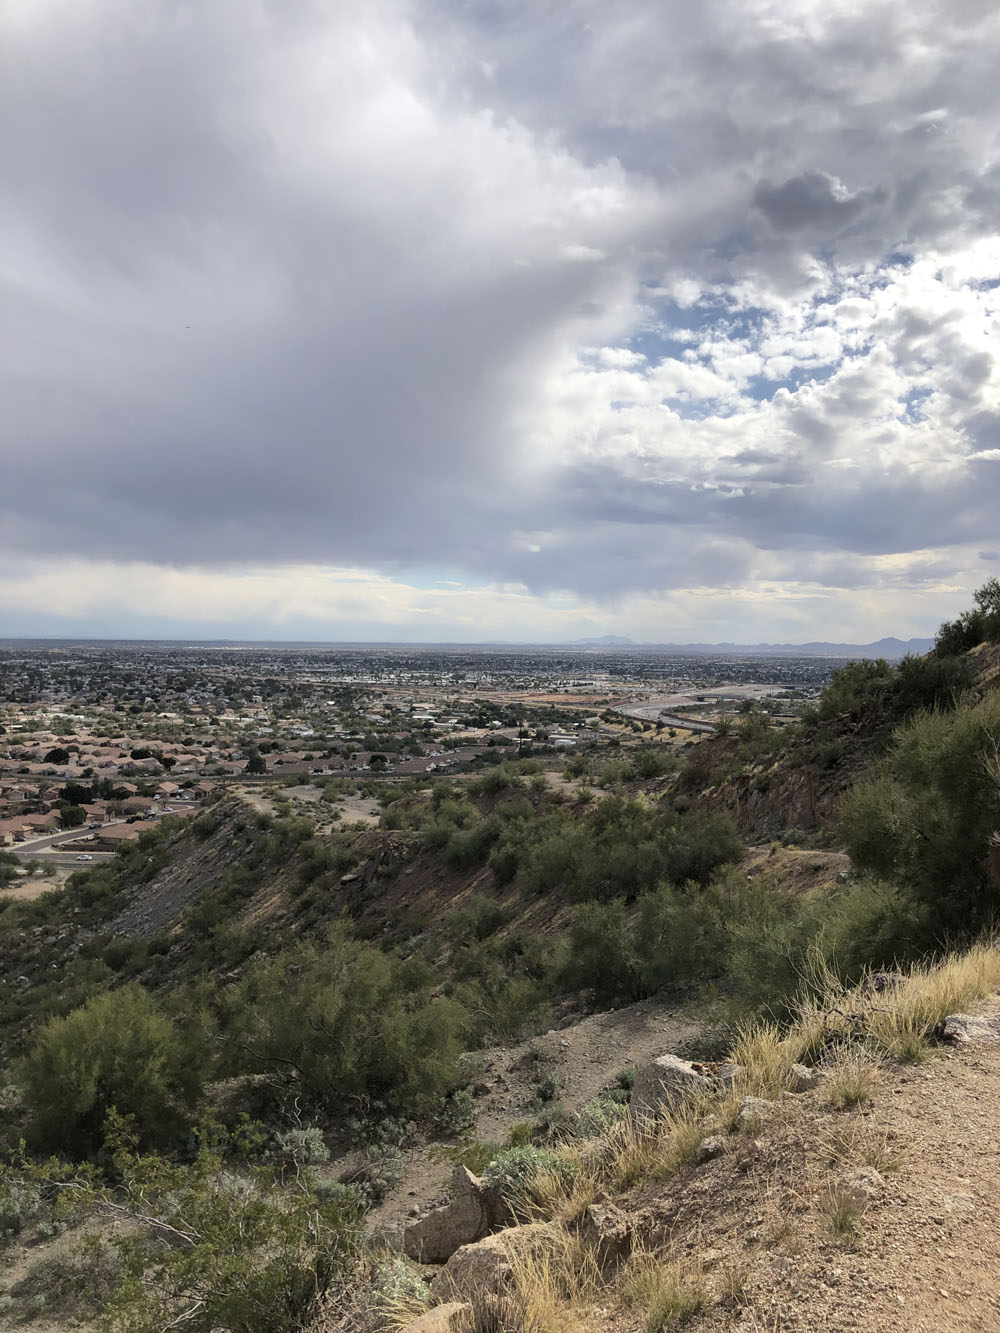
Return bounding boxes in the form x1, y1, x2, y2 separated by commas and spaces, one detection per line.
841, 689, 1000, 932
20, 985, 209, 1156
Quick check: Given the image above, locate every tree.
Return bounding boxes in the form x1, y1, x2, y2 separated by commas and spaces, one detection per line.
841, 689, 1000, 933
59, 804, 86, 828
244, 751, 267, 775
44, 747, 70, 765
20, 985, 209, 1156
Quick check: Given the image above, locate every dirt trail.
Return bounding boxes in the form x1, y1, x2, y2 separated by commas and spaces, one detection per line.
757, 998, 1000, 1333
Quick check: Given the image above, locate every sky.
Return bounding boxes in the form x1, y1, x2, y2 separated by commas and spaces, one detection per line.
3, 0, 1000, 644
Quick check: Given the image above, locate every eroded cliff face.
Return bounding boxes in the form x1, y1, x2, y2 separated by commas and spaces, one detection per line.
683, 721, 884, 843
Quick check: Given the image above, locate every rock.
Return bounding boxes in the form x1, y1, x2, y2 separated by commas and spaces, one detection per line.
694, 1135, 727, 1164
631, 1054, 714, 1119
428, 1223, 557, 1300
734, 1096, 776, 1129
837, 1168, 884, 1207
399, 1302, 473, 1333
403, 1166, 491, 1263
714, 1062, 745, 1091
942, 1013, 1000, 1043
577, 1202, 634, 1266
788, 1062, 820, 1092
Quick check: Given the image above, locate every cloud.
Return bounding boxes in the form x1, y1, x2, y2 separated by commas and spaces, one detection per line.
752, 172, 881, 232
3, 0, 1000, 638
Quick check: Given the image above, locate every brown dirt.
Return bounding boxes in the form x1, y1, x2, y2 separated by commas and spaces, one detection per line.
741, 845, 852, 899
618, 993, 1000, 1333
3, 870, 66, 901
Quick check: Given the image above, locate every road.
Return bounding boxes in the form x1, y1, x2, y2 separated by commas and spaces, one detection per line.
614, 702, 718, 732
9, 822, 124, 861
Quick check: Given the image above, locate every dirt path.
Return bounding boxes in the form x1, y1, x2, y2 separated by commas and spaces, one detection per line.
758, 997, 1000, 1332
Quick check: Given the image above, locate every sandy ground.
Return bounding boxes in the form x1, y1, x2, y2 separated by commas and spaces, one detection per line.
3, 867, 68, 900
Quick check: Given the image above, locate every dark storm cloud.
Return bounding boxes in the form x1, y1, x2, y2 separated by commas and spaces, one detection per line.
3, 0, 1000, 609
752, 173, 881, 233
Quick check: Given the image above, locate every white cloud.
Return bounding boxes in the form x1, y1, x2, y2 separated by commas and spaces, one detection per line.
3, 0, 1000, 639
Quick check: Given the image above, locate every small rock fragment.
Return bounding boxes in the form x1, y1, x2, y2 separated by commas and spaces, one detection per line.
695, 1135, 727, 1164
399, 1303, 473, 1333
734, 1096, 776, 1129
942, 1014, 1000, 1043
787, 1062, 820, 1092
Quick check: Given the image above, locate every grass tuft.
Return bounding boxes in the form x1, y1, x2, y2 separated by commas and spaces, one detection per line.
816, 1182, 867, 1243
621, 1250, 709, 1331
824, 1050, 881, 1110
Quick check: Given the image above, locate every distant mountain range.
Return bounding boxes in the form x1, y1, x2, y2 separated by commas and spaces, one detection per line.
564, 636, 935, 658
1, 634, 936, 658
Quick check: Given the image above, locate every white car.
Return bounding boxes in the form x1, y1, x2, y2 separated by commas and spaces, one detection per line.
75, 854, 94, 862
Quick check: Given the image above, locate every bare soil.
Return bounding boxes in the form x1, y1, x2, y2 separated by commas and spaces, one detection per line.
625, 993, 1000, 1333
365, 996, 702, 1234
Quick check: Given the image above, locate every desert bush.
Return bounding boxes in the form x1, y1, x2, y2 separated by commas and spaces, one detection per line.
20, 984, 209, 1156
433, 1088, 478, 1137
840, 690, 1000, 932
483, 1146, 577, 1211
106, 1117, 359, 1333
223, 924, 468, 1117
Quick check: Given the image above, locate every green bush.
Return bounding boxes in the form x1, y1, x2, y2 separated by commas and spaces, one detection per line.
20, 985, 209, 1156
483, 1146, 577, 1206
840, 690, 1000, 933
224, 925, 468, 1116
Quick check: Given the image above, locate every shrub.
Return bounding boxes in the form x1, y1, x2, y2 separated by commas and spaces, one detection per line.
483, 1146, 577, 1208
840, 690, 1000, 932
575, 1094, 628, 1139
20, 985, 209, 1156
433, 1088, 477, 1137
0, 1179, 40, 1237
224, 925, 468, 1117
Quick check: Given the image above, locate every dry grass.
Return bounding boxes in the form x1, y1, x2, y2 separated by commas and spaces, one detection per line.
816, 1181, 867, 1243
519, 1159, 596, 1226
793, 942, 1000, 1063
620, 1249, 709, 1331
601, 1101, 708, 1191
823, 1049, 881, 1110
503, 1226, 603, 1333
822, 1120, 906, 1174
728, 1020, 810, 1099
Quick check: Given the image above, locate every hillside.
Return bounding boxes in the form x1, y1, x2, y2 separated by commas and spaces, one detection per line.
0, 591, 1000, 1330
331, 951, 1000, 1333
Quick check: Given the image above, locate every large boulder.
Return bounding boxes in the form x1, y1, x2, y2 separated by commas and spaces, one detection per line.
428, 1223, 557, 1300
631, 1054, 714, 1119
404, 1166, 492, 1263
